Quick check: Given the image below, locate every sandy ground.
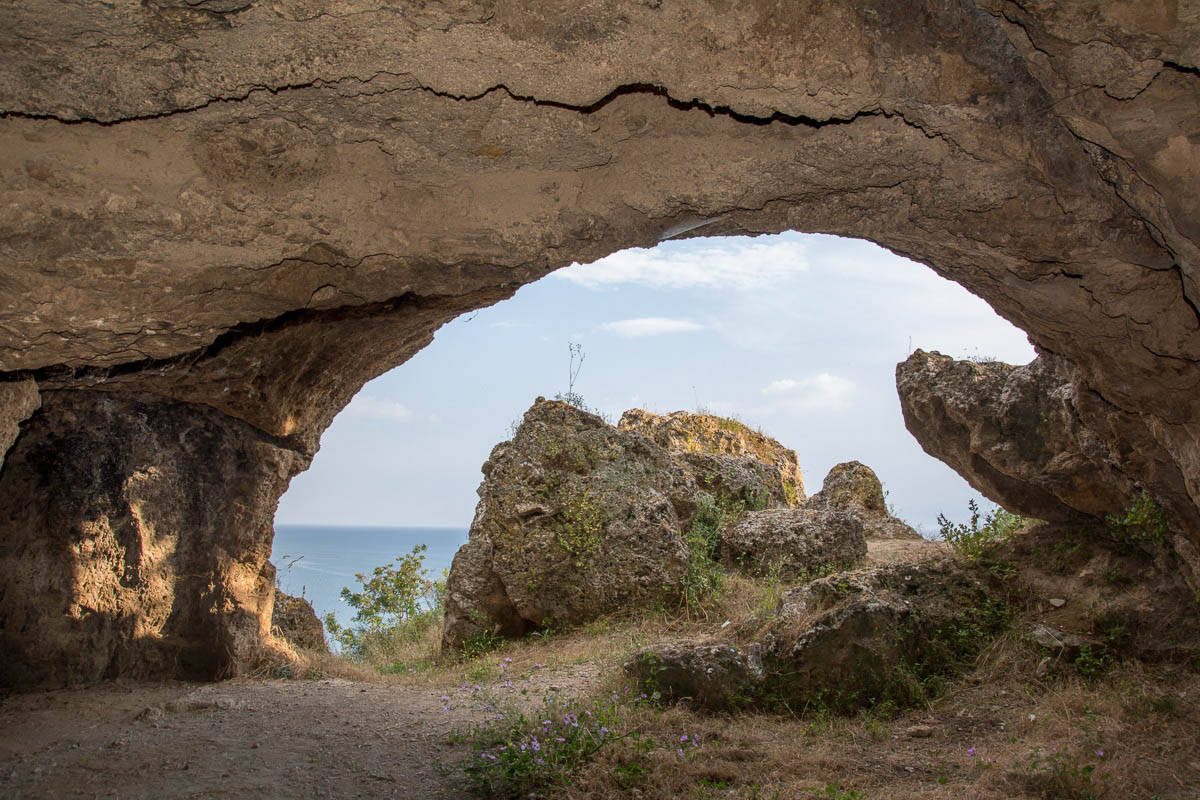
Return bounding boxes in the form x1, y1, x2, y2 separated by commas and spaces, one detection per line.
0, 661, 600, 800
1, 678, 472, 799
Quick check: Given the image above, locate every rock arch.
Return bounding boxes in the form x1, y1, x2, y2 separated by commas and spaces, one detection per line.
1, 0, 1197, 685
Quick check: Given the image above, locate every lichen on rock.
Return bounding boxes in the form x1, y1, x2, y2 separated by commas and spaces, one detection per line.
627, 557, 1009, 712
442, 400, 845, 652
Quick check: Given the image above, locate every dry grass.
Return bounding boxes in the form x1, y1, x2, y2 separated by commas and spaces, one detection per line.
555, 652, 1200, 800
280, 537, 1200, 799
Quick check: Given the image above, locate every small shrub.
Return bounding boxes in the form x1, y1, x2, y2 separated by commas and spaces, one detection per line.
1021, 746, 1110, 799
680, 492, 741, 617
458, 684, 698, 798
461, 630, 505, 661
1105, 492, 1169, 550
323, 545, 444, 661
938, 500, 1024, 560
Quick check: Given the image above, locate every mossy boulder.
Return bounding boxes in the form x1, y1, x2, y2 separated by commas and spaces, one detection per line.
627, 558, 1007, 712
719, 507, 867, 580
442, 399, 698, 650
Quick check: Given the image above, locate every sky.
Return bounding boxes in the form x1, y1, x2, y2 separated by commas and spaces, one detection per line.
274, 232, 1036, 535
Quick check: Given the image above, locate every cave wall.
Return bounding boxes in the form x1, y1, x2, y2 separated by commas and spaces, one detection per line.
1, 0, 1197, 684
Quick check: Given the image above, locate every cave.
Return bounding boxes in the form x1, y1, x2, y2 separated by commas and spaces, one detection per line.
1, 0, 1198, 687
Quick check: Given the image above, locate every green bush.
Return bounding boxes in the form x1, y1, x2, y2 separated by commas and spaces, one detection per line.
937, 500, 1024, 560
680, 492, 739, 617
323, 544, 444, 658
1105, 492, 1169, 550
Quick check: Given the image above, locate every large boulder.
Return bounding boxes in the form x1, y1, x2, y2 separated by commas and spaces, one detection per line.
719, 508, 867, 581
628, 558, 1007, 711
442, 401, 816, 651
896, 350, 1139, 524
441, 399, 698, 650
807, 461, 923, 541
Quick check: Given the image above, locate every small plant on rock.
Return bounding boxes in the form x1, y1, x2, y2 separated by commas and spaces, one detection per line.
938, 499, 1024, 560
1104, 491, 1169, 551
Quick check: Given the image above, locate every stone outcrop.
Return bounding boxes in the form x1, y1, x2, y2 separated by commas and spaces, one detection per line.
442, 399, 696, 650
3, 1, 1200, 683
271, 591, 328, 652
618, 409, 806, 507
719, 508, 866, 581
0, 391, 306, 686
628, 558, 1006, 711
442, 400, 816, 650
0, 378, 40, 466
897, 350, 1141, 524
808, 461, 923, 541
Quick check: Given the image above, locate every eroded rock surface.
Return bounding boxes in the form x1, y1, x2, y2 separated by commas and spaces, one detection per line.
895, 346, 1200, 570
271, 591, 328, 652
628, 558, 1006, 711
442, 400, 816, 650
0, 391, 307, 686
2, 0, 1199, 683
618, 409, 806, 507
808, 460, 923, 541
0, 378, 39, 466
719, 508, 867, 580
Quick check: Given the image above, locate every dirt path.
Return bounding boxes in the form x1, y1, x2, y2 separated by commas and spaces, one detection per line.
1, 659, 605, 800
2, 678, 476, 799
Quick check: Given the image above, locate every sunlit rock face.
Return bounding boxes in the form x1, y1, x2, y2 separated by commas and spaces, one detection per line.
1, 0, 1198, 684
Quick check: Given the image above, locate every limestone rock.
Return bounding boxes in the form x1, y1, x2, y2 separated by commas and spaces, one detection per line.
4, 0, 1200, 683
270, 591, 328, 652
896, 350, 1148, 524
441, 399, 696, 651
807, 461, 923, 541
625, 643, 764, 711
628, 558, 1005, 711
719, 508, 867, 581
442, 400, 820, 651
0, 378, 39, 466
618, 409, 805, 507
0, 391, 307, 687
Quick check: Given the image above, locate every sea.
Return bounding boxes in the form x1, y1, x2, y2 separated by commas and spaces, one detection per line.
271, 525, 469, 630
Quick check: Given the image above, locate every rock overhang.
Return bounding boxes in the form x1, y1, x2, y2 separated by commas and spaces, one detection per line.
1, 0, 1198, 684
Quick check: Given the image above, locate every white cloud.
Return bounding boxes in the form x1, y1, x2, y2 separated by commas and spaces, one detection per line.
761, 373, 854, 410
555, 236, 809, 291
344, 394, 414, 422
600, 317, 705, 338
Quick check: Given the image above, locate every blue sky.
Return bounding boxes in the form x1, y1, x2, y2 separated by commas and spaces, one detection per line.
275, 232, 1035, 535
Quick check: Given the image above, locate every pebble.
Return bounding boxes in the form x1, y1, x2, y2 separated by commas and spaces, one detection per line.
1048, 598, 1067, 608
904, 724, 935, 738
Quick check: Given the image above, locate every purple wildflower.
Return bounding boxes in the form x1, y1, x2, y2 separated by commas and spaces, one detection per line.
966, 747, 977, 757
